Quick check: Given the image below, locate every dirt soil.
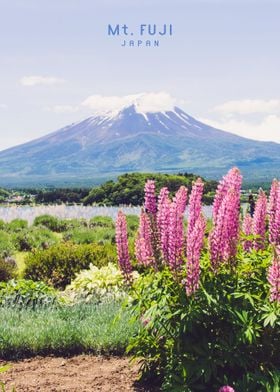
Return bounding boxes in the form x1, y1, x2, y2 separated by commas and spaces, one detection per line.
0, 355, 154, 392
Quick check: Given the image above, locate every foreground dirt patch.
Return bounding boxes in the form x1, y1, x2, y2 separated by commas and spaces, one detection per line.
0, 355, 150, 392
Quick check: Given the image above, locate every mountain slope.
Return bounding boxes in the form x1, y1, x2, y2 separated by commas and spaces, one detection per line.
0, 105, 279, 185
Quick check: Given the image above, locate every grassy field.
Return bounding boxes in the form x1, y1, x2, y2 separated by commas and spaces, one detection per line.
0, 301, 138, 360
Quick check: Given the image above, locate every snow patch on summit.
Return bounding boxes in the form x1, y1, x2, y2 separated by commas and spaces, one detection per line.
82, 92, 177, 117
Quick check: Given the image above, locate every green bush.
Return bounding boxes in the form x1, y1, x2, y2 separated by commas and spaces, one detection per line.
33, 215, 68, 232
0, 219, 6, 230
64, 262, 138, 304
0, 258, 16, 282
6, 219, 28, 232
128, 250, 280, 391
13, 227, 58, 251
0, 279, 58, 309
24, 243, 117, 288
0, 231, 15, 258
89, 216, 115, 228
64, 227, 115, 245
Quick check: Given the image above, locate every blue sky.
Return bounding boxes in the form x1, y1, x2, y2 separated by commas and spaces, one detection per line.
0, 0, 280, 150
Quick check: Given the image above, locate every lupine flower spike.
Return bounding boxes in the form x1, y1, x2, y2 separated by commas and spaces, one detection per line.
242, 213, 253, 252
115, 211, 132, 282
168, 186, 188, 270
135, 210, 155, 266
252, 189, 267, 250
218, 386, 235, 392
268, 246, 280, 303
186, 214, 206, 296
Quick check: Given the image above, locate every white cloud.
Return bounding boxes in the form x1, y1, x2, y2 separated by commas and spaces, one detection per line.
20, 75, 65, 87
200, 115, 280, 143
81, 92, 178, 115
0, 104, 8, 110
45, 105, 78, 114
212, 99, 280, 115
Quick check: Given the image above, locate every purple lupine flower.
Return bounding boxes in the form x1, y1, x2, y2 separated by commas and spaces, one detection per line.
186, 214, 206, 296
213, 167, 242, 225
268, 179, 280, 245
135, 210, 155, 266
252, 189, 267, 250
218, 386, 235, 392
115, 211, 132, 281
157, 187, 171, 261
209, 189, 240, 269
242, 213, 253, 252
268, 246, 280, 303
168, 187, 188, 271
187, 178, 204, 237
144, 180, 157, 215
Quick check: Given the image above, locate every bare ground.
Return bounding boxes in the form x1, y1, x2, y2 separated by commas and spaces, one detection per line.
0, 355, 155, 392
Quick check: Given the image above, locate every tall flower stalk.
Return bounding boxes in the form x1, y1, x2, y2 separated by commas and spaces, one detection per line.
242, 213, 253, 252
212, 167, 242, 225
187, 178, 204, 237
167, 186, 188, 271
209, 168, 242, 269
144, 180, 157, 215
268, 246, 280, 303
252, 189, 267, 250
268, 179, 280, 245
135, 210, 155, 266
186, 214, 206, 296
115, 211, 132, 282
157, 187, 171, 262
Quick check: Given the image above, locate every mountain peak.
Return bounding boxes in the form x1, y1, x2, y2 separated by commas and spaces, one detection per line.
0, 102, 280, 185
82, 92, 177, 118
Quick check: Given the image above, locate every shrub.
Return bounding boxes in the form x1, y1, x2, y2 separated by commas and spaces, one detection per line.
128, 252, 280, 391
0, 279, 58, 309
0, 231, 15, 258
0, 219, 6, 230
118, 172, 280, 391
33, 215, 68, 232
6, 219, 28, 232
89, 216, 115, 228
64, 262, 138, 304
24, 243, 117, 288
0, 258, 16, 282
13, 227, 58, 251
64, 227, 115, 245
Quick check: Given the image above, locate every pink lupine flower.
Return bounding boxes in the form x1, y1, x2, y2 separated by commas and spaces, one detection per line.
252, 189, 267, 250
157, 187, 171, 261
135, 210, 155, 266
268, 246, 280, 303
175, 186, 188, 214
168, 187, 188, 270
115, 211, 132, 281
218, 386, 235, 392
186, 214, 206, 296
213, 167, 242, 225
209, 189, 240, 269
144, 180, 157, 215
242, 213, 253, 252
187, 178, 204, 237
268, 179, 280, 245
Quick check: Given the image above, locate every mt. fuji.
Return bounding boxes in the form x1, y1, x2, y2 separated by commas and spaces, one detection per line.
0, 102, 279, 186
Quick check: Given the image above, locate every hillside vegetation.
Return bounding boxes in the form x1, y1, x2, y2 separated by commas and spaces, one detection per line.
83, 172, 218, 206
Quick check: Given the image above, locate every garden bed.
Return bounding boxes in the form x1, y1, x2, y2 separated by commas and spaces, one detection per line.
0, 355, 144, 391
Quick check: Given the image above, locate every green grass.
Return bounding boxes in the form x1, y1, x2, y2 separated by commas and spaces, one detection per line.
0, 301, 139, 359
